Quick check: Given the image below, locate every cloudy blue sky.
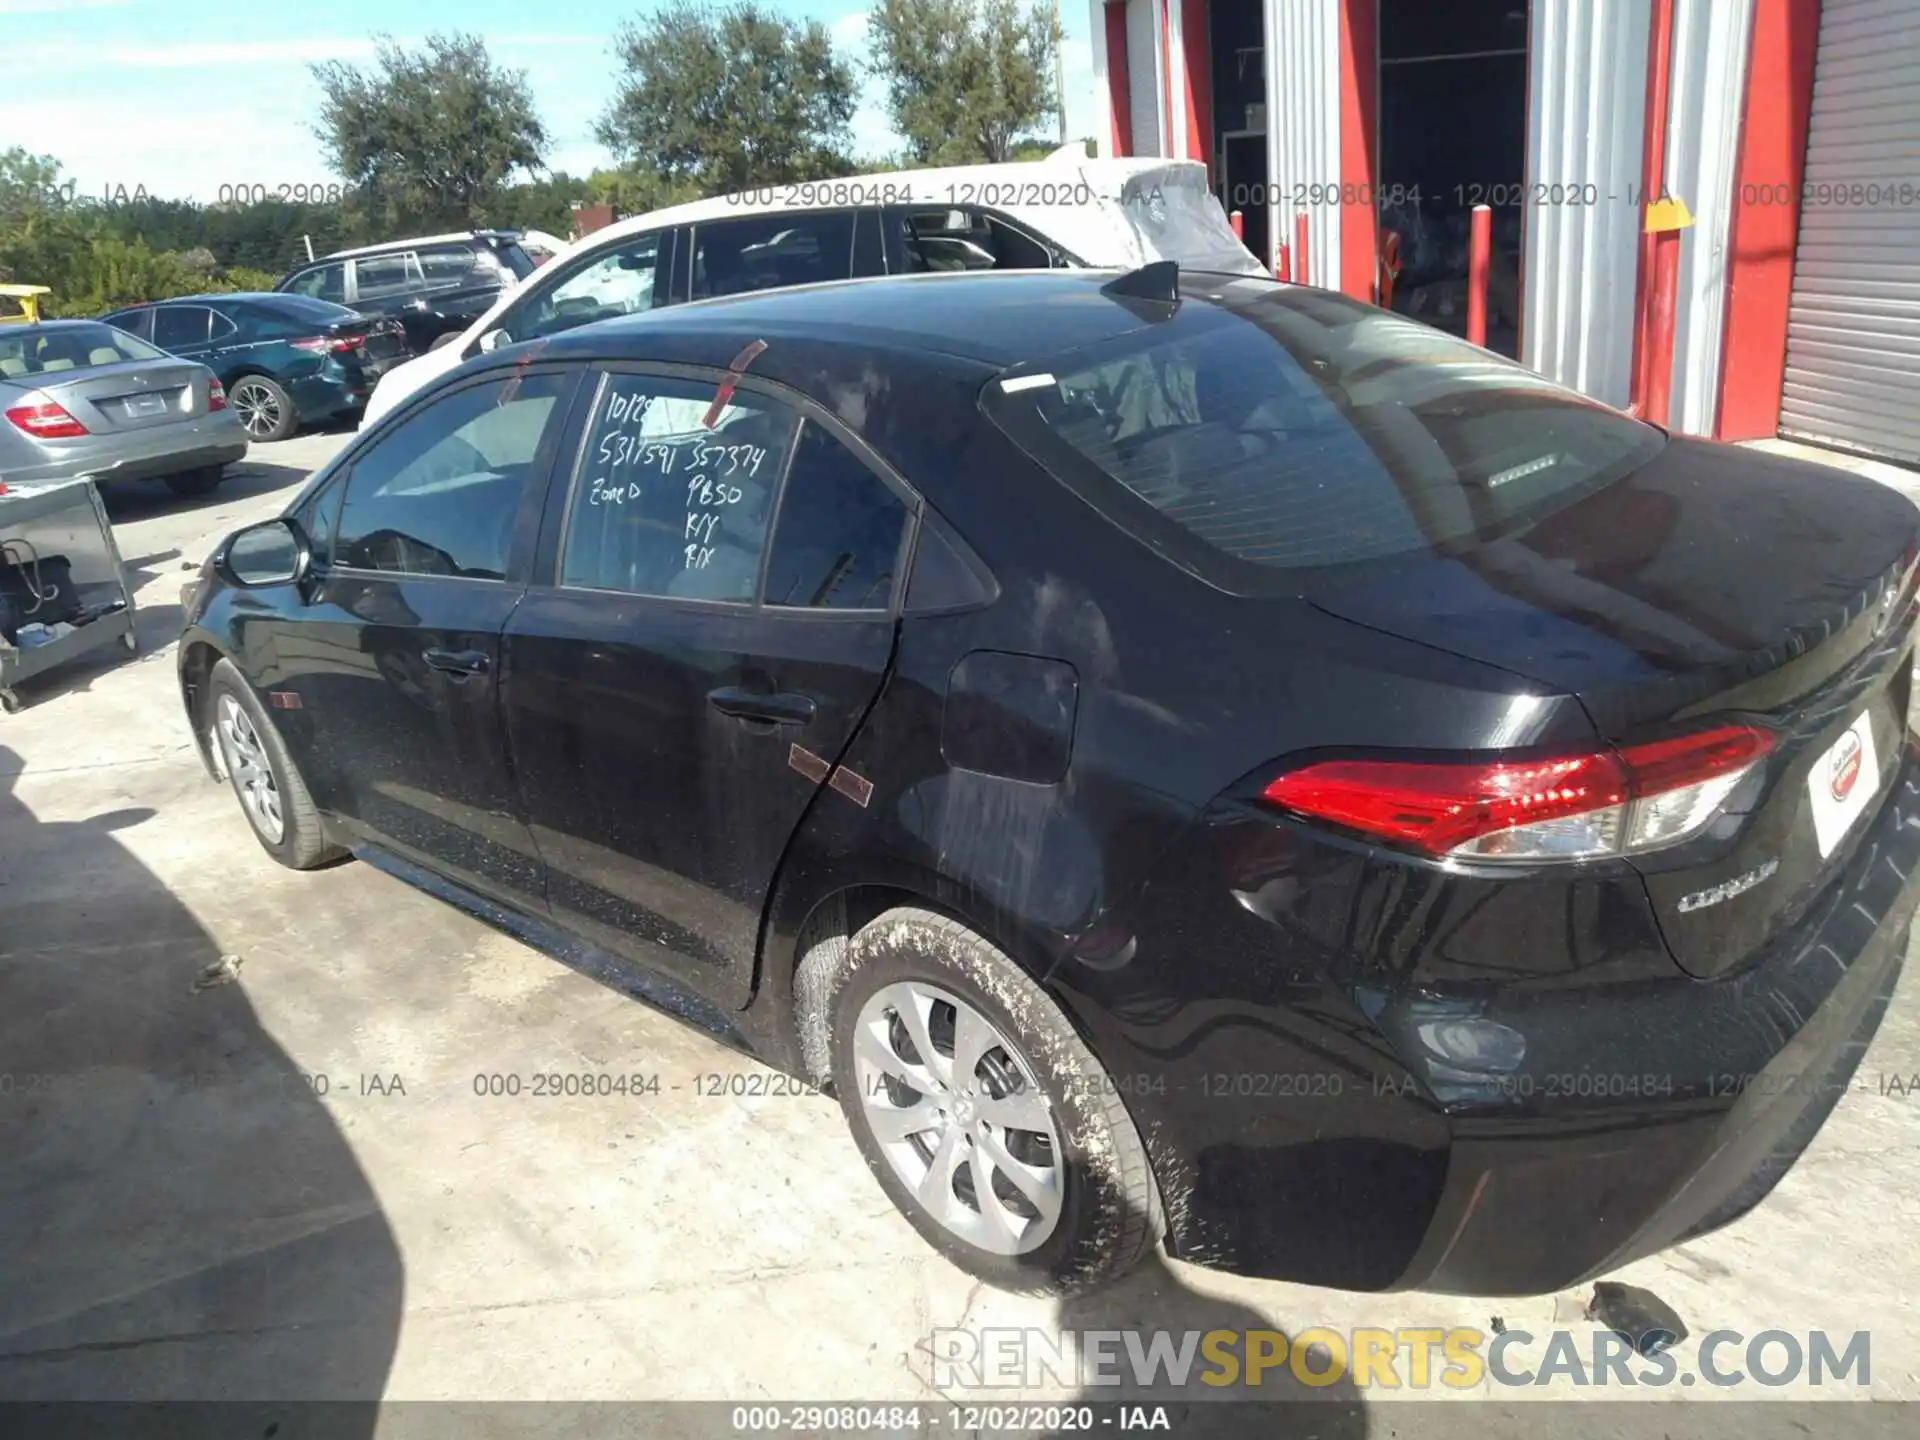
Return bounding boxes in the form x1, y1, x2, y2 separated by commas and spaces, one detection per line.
1, 0, 1100, 202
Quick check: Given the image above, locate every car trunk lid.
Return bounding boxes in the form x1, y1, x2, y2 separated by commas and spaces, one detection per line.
1311, 439, 1920, 976
349, 316, 410, 364
40, 359, 216, 434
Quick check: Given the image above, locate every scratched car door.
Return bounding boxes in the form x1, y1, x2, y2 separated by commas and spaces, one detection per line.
501, 369, 910, 1007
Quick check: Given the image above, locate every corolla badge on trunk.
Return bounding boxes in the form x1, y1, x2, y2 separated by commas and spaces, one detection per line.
1676, 858, 1779, 914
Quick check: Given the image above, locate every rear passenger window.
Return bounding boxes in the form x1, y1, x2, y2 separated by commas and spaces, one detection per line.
153, 306, 211, 349
334, 372, 568, 580
764, 423, 909, 609
690, 212, 855, 299
900, 208, 1055, 271
285, 264, 347, 305
417, 245, 476, 288
560, 374, 797, 602
354, 252, 423, 300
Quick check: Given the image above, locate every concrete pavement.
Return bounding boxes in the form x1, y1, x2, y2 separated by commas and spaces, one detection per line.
2, 427, 1919, 1430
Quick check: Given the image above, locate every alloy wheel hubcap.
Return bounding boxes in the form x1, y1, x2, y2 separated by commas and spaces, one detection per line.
853, 980, 1063, 1255
216, 695, 284, 842
233, 382, 281, 438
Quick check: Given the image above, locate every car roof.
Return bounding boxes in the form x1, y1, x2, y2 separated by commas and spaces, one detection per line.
531, 151, 1205, 271
132, 292, 275, 305
524, 267, 1264, 373
323, 231, 520, 260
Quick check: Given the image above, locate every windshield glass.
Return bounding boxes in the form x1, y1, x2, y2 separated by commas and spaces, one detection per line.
0, 321, 166, 376
987, 280, 1666, 591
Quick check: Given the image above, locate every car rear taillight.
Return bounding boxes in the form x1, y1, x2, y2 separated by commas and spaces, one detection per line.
1262, 724, 1775, 862
4, 395, 88, 439
208, 377, 227, 411
290, 334, 364, 355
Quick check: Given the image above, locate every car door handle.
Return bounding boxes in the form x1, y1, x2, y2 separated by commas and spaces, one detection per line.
422, 647, 491, 679
707, 686, 816, 727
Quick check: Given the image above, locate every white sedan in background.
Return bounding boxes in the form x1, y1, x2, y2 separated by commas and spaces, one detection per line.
361, 147, 1263, 427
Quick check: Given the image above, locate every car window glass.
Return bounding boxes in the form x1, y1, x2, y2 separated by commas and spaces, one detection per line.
152, 306, 211, 349
105, 308, 153, 341
299, 473, 349, 568
418, 245, 475, 288
764, 422, 909, 609
994, 291, 1666, 583
690, 212, 855, 299
505, 232, 662, 345
334, 371, 568, 580
560, 373, 797, 602
354, 252, 423, 300
208, 311, 238, 342
286, 264, 347, 304
0, 322, 166, 374
899, 208, 1053, 271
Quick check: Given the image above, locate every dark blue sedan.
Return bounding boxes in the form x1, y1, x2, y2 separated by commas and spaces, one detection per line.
103, 293, 410, 442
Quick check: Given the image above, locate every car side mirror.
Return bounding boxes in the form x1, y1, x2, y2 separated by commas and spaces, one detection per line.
219, 518, 309, 588
478, 328, 509, 353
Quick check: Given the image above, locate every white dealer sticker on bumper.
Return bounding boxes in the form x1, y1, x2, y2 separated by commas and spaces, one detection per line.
1809, 713, 1880, 859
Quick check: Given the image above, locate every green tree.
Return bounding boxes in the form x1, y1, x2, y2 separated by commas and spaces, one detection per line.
0, 148, 70, 225
596, 2, 858, 195
867, 0, 1061, 166
311, 33, 550, 230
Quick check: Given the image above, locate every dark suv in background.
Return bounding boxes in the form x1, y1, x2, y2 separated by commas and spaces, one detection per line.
103, 294, 408, 442
275, 231, 537, 355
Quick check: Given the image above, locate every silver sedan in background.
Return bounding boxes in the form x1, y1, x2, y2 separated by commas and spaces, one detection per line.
0, 321, 248, 496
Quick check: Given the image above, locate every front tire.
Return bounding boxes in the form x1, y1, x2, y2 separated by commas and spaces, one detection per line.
207, 658, 343, 869
228, 375, 297, 442
830, 907, 1162, 1295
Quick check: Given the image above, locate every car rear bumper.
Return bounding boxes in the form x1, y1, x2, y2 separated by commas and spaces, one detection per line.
289, 373, 366, 423
6, 417, 249, 485
1069, 736, 1920, 1294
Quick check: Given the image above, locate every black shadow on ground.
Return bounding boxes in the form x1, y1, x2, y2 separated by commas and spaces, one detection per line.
0, 746, 402, 1412
1047, 1206, 1369, 1437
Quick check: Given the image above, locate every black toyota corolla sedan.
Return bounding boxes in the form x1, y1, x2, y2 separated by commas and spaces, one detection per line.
178, 265, 1920, 1297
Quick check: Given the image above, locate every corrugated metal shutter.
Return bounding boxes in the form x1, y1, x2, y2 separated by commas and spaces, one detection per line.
1780, 0, 1920, 463
1521, 0, 1651, 408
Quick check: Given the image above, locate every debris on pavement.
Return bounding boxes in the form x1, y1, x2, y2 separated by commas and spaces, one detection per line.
191, 953, 244, 992
1587, 1281, 1689, 1356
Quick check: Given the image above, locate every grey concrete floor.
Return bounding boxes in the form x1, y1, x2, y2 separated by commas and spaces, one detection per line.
2, 427, 1918, 1428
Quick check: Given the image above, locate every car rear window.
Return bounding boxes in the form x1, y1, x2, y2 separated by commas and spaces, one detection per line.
986, 282, 1667, 591
493, 243, 538, 279
0, 322, 164, 376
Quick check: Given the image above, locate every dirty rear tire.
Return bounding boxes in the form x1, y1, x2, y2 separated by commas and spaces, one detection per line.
208, 658, 344, 870
830, 906, 1162, 1296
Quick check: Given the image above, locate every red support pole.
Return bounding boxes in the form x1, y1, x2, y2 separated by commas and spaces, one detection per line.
1630, 0, 1681, 413
1644, 229, 1683, 427
1230, 209, 1245, 241
1274, 244, 1292, 283
1294, 212, 1312, 288
1466, 204, 1492, 348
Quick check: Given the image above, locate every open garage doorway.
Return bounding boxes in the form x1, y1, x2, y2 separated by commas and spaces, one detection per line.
1209, 1, 1270, 270
1375, 0, 1530, 355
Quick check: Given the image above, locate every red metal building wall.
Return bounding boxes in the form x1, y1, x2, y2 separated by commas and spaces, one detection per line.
1716, 0, 1823, 440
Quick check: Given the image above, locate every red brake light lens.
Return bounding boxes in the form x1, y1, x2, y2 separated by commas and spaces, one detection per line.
289, 334, 363, 355
208, 377, 227, 411
1262, 724, 1774, 862
5, 396, 89, 439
